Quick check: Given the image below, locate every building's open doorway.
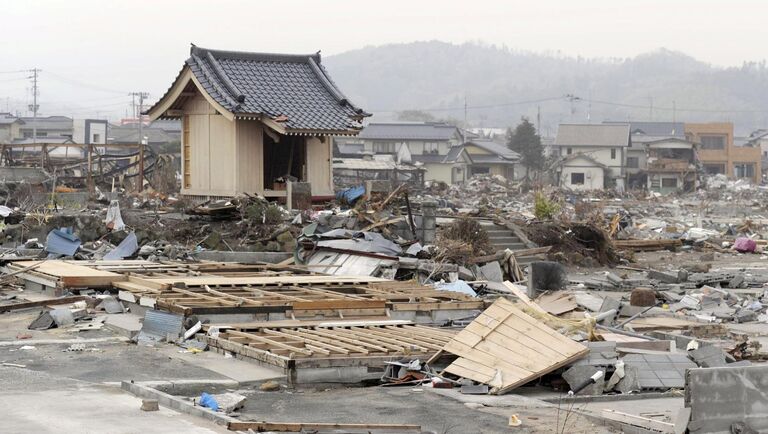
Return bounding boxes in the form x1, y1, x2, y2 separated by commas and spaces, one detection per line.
263, 133, 307, 189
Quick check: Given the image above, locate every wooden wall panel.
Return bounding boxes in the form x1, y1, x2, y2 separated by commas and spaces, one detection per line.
188, 113, 210, 191
209, 114, 236, 193
236, 120, 264, 193
306, 136, 332, 195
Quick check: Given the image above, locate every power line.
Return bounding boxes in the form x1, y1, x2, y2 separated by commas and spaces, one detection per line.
369, 96, 564, 114
45, 71, 127, 95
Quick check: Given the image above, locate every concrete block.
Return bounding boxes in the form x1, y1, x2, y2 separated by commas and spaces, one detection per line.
563, 365, 604, 396
685, 365, 768, 433
648, 269, 680, 284
615, 365, 641, 394
141, 399, 159, 411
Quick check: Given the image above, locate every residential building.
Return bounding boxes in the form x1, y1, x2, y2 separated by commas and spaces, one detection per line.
145, 45, 369, 198
552, 124, 630, 190
739, 129, 768, 181
644, 138, 698, 194
73, 119, 108, 145
335, 122, 472, 184
603, 121, 696, 193
0, 113, 24, 143
18, 115, 73, 139
685, 122, 761, 183
462, 139, 520, 179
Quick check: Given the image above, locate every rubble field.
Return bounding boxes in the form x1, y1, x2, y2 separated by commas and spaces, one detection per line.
2, 173, 768, 433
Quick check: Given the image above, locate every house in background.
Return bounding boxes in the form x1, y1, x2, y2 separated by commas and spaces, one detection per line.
334, 122, 481, 185
552, 124, 630, 190
686, 122, 761, 183
0, 113, 24, 143
554, 154, 608, 190
146, 45, 369, 198
73, 119, 108, 146
644, 138, 698, 194
738, 129, 768, 182
18, 116, 73, 139
462, 139, 520, 179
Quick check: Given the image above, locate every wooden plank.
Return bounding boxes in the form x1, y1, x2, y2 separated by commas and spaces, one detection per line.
0, 295, 90, 313
227, 422, 421, 432
440, 297, 588, 395
600, 409, 675, 433
502, 281, 546, 313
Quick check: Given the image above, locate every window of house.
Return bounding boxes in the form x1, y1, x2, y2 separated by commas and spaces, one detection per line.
661, 178, 678, 188
704, 164, 725, 174
22, 131, 32, 138
92, 133, 101, 143
764, 151, 768, 158
570, 172, 585, 185
610, 148, 616, 159
700, 135, 726, 150
471, 166, 490, 175
423, 142, 439, 154
567, 147, 573, 155
372, 141, 396, 154
626, 157, 639, 168
734, 163, 755, 178
38, 132, 47, 137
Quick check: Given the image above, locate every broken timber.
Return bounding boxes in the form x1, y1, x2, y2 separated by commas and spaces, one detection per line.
613, 239, 682, 252
203, 322, 455, 384
430, 297, 588, 394
114, 276, 484, 317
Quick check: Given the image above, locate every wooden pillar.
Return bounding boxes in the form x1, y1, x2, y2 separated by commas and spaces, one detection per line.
138, 142, 144, 192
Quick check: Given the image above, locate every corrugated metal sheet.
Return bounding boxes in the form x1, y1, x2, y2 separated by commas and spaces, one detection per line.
307, 251, 395, 276
139, 310, 183, 342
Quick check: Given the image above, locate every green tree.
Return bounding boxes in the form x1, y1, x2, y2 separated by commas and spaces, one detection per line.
507, 118, 544, 178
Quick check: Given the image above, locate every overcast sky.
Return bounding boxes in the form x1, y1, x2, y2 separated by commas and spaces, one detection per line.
1, 0, 766, 120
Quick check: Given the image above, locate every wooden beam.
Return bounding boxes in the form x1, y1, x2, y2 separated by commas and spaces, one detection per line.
227, 422, 422, 432
0, 296, 90, 313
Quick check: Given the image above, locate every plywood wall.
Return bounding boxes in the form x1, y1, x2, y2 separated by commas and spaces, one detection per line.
235, 119, 264, 193
306, 136, 333, 195
182, 94, 237, 195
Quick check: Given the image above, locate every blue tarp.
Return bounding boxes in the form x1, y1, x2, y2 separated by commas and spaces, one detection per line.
45, 228, 81, 256
104, 232, 138, 260
336, 185, 365, 204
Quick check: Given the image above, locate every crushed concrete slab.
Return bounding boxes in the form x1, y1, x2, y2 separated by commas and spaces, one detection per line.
622, 353, 696, 390
688, 346, 727, 368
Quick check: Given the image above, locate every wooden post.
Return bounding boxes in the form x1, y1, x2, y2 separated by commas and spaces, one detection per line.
87, 143, 94, 194
138, 142, 144, 192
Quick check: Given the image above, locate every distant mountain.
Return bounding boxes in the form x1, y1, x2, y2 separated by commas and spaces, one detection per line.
324, 41, 768, 135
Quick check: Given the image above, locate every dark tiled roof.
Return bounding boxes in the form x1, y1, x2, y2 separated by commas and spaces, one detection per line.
604, 121, 685, 138
150, 45, 369, 133
358, 122, 461, 141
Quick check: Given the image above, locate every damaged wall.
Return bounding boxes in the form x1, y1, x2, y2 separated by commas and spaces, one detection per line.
685, 365, 768, 433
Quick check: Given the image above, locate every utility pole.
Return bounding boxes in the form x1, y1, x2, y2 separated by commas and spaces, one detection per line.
536, 105, 541, 134
28, 68, 40, 145
648, 96, 654, 121
672, 100, 676, 123
130, 91, 149, 191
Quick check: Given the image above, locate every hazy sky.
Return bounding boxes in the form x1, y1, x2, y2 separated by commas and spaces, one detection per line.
1, 0, 766, 120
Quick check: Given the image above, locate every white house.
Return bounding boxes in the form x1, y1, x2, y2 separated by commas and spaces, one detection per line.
552, 124, 630, 190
